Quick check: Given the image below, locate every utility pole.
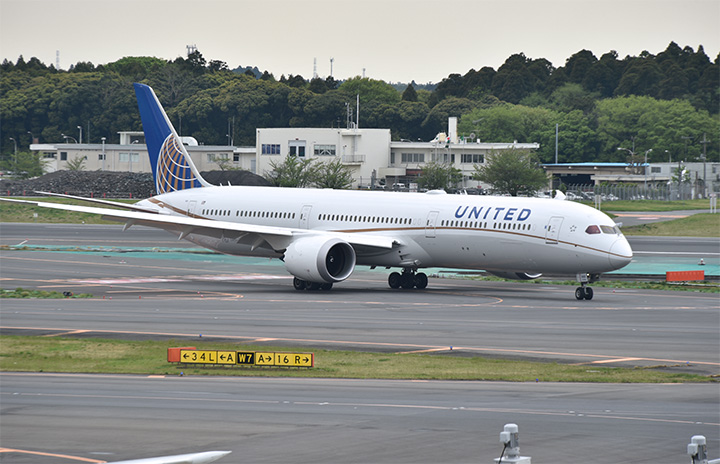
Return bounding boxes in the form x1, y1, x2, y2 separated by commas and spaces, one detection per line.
700, 133, 708, 197
554, 124, 558, 164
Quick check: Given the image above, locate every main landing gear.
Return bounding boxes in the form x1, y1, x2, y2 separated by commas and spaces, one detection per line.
575, 273, 599, 300
388, 269, 428, 290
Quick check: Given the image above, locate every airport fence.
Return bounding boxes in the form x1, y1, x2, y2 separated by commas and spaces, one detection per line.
564, 183, 718, 202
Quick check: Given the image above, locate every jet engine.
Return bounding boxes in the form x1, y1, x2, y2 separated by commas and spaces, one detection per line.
283, 236, 356, 283
486, 271, 542, 280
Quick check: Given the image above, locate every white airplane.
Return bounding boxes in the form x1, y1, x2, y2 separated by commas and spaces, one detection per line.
2, 83, 632, 300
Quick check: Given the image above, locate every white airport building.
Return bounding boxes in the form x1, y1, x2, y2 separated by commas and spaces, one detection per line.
30, 117, 539, 191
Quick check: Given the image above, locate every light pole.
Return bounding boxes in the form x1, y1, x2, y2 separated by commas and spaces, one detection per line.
77, 125, 83, 144
700, 133, 708, 197
101, 137, 106, 171
618, 147, 652, 192
643, 149, 652, 189
9, 137, 17, 166
129, 140, 138, 173
62, 134, 78, 143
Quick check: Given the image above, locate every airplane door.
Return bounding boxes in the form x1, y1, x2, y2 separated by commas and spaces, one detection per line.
545, 216, 563, 244
187, 200, 197, 217
299, 205, 312, 229
425, 211, 439, 238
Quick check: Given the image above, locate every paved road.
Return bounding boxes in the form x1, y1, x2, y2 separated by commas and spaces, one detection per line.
1, 373, 717, 463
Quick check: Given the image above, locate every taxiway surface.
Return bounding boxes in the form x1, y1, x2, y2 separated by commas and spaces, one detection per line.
1, 223, 718, 463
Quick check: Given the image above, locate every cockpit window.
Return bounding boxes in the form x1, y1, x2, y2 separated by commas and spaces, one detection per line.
585, 225, 601, 235
600, 225, 618, 234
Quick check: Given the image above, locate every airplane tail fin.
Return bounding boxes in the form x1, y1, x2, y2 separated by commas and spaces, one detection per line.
134, 83, 212, 194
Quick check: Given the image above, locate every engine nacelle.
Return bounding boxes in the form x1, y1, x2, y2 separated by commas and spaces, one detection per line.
283, 236, 356, 283
486, 271, 542, 280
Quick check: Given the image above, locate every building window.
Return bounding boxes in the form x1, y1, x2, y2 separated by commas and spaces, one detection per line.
651, 166, 661, 173
60, 152, 67, 161
207, 153, 229, 162
119, 153, 139, 162
261, 144, 281, 155
98, 153, 106, 160
401, 153, 424, 163
289, 140, 306, 157
432, 153, 455, 163
461, 154, 484, 164
233, 153, 240, 162
314, 144, 336, 156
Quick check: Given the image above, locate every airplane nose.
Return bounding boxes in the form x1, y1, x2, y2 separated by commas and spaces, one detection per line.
609, 238, 633, 270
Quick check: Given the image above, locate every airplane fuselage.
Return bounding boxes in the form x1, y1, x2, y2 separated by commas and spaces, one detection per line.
137, 186, 632, 276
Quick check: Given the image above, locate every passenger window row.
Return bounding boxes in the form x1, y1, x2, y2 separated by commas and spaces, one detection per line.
440, 220, 531, 231
318, 213, 412, 225
201, 209, 296, 220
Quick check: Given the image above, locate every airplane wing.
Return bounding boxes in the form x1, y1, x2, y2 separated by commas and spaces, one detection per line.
108, 450, 231, 464
34, 191, 161, 214
0, 197, 396, 251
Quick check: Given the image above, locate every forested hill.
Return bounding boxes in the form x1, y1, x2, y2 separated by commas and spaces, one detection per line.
1, 42, 717, 165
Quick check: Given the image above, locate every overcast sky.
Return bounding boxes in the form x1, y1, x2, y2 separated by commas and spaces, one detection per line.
1, 0, 718, 83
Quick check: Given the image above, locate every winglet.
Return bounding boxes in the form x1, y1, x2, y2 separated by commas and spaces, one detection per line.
134, 83, 212, 194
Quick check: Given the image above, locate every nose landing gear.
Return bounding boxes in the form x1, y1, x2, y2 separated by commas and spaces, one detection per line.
575, 273, 599, 300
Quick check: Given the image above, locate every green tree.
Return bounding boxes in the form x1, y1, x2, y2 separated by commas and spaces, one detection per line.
65, 155, 86, 171
473, 149, 548, 196
594, 95, 718, 162
338, 77, 401, 105
401, 83, 418, 102
0, 151, 46, 178
312, 158, 355, 189
417, 161, 462, 191
264, 155, 317, 187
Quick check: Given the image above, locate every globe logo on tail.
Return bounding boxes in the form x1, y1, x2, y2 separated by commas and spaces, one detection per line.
156, 134, 202, 193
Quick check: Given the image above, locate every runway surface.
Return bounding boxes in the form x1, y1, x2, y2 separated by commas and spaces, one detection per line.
1, 223, 718, 463
2, 373, 717, 463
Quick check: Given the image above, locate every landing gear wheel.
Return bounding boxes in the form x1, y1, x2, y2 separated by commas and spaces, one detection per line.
575, 286, 594, 300
320, 283, 333, 290
293, 277, 307, 291
307, 282, 321, 291
388, 272, 401, 289
414, 272, 428, 289
575, 287, 585, 300
400, 272, 415, 289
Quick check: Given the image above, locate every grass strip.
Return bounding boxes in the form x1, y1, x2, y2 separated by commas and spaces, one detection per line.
0, 336, 712, 383
621, 213, 720, 237
597, 199, 713, 212
1, 288, 93, 299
